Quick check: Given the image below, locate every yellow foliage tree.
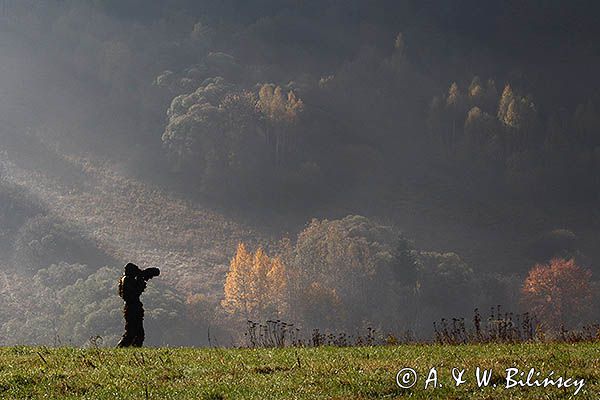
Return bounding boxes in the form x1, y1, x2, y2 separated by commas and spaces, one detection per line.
252, 247, 271, 313
222, 243, 255, 318
256, 83, 304, 164
222, 243, 287, 320
257, 84, 303, 124
267, 256, 287, 314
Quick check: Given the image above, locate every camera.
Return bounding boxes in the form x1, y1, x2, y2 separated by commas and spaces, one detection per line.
139, 267, 160, 281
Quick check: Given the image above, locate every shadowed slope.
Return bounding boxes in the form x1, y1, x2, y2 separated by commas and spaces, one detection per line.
4, 149, 265, 296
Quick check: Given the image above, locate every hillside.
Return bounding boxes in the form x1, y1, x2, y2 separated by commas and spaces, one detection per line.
2, 142, 266, 296
0, 0, 599, 346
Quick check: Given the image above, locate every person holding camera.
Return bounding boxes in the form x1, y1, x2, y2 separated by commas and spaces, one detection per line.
116, 262, 160, 348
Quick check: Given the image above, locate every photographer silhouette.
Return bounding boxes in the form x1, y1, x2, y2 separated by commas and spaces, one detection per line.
116, 262, 160, 347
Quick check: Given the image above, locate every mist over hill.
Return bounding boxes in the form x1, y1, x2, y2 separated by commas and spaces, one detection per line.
0, 0, 598, 345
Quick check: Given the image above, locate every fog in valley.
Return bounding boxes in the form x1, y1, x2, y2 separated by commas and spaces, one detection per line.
0, 0, 599, 346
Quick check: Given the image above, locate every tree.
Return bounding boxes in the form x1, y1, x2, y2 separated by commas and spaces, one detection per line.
256, 83, 304, 165
221, 243, 287, 321
468, 76, 484, 104
464, 106, 487, 147
497, 83, 515, 123
415, 251, 476, 326
162, 77, 268, 197
521, 258, 592, 330
215, 91, 269, 196
161, 77, 309, 201
446, 82, 464, 148
282, 215, 417, 330
12, 215, 114, 274
222, 243, 255, 319
461, 106, 503, 172
161, 77, 229, 175
296, 281, 343, 329
249, 246, 287, 320
496, 83, 539, 153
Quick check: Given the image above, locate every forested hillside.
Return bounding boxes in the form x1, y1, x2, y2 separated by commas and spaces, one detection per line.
0, 0, 599, 345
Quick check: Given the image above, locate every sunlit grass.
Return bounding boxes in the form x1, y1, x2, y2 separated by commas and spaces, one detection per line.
0, 343, 597, 399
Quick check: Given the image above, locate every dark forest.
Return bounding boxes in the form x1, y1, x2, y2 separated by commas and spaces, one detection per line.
0, 0, 598, 346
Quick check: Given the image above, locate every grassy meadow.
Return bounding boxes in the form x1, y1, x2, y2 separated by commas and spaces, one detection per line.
0, 343, 597, 399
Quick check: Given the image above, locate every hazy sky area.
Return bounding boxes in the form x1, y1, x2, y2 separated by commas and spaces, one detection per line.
0, 0, 598, 346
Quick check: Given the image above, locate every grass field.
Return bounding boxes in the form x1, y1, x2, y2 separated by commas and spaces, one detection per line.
0, 343, 597, 399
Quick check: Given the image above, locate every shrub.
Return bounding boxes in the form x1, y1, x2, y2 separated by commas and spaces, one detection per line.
1, 266, 193, 346
34, 262, 91, 288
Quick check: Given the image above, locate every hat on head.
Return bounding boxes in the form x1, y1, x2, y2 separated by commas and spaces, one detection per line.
124, 262, 140, 276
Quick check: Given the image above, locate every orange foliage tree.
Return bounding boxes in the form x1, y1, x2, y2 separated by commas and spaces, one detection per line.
221, 243, 287, 320
521, 258, 592, 329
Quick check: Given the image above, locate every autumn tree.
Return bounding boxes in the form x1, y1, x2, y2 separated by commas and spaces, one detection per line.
222, 243, 254, 318
468, 76, 483, 105
497, 83, 515, 124
497, 83, 540, 153
250, 247, 287, 317
521, 258, 592, 330
256, 83, 304, 165
222, 243, 287, 321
